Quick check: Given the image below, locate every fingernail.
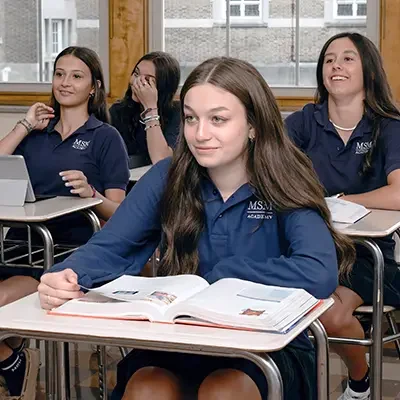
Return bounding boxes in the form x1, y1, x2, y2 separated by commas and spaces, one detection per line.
62, 176, 67, 181
65, 183, 70, 187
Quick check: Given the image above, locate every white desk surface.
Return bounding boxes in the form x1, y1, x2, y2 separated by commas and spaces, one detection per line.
129, 165, 151, 182
0, 294, 333, 353
334, 209, 400, 237
0, 197, 102, 222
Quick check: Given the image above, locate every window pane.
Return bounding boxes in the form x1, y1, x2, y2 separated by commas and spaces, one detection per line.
337, 4, 353, 16
0, 0, 101, 83
162, 0, 369, 88
230, 4, 241, 16
164, 0, 226, 84
357, 4, 367, 16
245, 5, 260, 17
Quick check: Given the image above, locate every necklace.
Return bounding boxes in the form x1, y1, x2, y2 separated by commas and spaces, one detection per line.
329, 119, 358, 131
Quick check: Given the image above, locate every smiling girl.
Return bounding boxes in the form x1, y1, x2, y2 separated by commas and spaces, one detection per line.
285, 32, 400, 400
38, 56, 354, 400
0, 46, 129, 399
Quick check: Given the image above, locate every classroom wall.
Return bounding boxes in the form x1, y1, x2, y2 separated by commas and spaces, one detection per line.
0, 108, 26, 139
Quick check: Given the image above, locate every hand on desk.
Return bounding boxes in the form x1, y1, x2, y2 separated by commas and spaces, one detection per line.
60, 170, 94, 198
38, 269, 84, 310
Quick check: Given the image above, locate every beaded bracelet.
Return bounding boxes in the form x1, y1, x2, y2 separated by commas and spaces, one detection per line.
144, 123, 161, 131
17, 118, 34, 134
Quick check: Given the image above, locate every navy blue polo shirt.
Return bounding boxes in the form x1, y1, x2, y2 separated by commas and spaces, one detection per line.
49, 158, 338, 348
285, 102, 400, 259
15, 114, 129, 196
9, 114, 129, 245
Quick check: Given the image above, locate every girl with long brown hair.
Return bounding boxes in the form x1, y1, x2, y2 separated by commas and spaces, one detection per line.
38, 57, 354, 400
286, 32, 400, 400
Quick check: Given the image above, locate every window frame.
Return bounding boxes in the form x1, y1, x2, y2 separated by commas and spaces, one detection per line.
230, 0, 263, 20
213, 0, 268, 26
51, 19, 64, 56
334, 0, 367, 19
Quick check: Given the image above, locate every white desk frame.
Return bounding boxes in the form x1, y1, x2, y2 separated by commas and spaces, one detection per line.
0, 197, 102, 400
129, 165, 151, 182
334, 209, 400, 400
0, 295, 332, 400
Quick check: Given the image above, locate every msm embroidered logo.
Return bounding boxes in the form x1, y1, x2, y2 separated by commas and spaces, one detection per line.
355, 141, 372, 155
247, 200, 274, 220
72, 139, 91, 151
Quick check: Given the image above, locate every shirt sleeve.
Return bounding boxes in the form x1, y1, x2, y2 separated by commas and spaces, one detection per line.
203, 209, 338, 299
96, 125, 130, 191
163, 106, 181, 149
380, 119, 400, 176
284, 109, 308, 150
48, 159, 171, 287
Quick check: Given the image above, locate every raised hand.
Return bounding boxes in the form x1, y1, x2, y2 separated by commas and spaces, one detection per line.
24, 102, 55, 132
132, 75, 158, 110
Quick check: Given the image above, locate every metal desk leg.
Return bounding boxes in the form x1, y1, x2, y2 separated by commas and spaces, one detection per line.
235, 351, 283, 400
355, 239, 384, 400
31, 224, 56, 400
81, 209, 101, 233
31, 224, 54, 272
55, 342, 70, 400
82, 209, 106, 398
97, 345, 108, 400
309, 319, 329, 400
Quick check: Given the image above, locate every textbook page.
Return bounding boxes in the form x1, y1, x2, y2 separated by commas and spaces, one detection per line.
50, 274, 209, 322
325, 197, 370, 224
166, 278, 319, 333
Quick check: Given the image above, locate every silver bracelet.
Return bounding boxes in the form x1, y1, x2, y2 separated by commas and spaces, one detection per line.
140, 115, 160, 125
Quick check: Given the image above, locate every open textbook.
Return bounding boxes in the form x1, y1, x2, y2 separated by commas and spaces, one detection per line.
325, 196, 370, 224
49, 275, 321, 334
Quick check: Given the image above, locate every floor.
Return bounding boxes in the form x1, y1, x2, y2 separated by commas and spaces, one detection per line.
30, 342, 400, 400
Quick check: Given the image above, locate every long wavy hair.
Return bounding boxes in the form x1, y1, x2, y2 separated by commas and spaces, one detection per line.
315, 32, 400, 176
119, 51, 180, 130
49, 46, 109, 123
159, 57, 355, 278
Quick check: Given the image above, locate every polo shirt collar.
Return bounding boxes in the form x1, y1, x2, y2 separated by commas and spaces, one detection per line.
201, 174, 255, 203
46, 114, 104, 135
313, 101, 372, 139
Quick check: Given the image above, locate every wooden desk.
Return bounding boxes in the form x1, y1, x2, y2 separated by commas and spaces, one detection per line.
0, 196, 102, 399
334, 209, 400, 400
129, 165, 151, 182
0, 294, 333, 400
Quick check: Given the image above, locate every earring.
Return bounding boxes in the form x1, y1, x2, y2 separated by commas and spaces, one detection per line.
249, 136, 254, 142
89, 92, 95, 98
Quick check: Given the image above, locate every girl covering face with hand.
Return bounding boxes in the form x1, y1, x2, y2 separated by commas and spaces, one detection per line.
109, 52, 181, 169
38, 57, 354, 400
